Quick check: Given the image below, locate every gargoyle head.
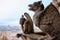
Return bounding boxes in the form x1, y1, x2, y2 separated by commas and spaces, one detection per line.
28, 1, 44, 12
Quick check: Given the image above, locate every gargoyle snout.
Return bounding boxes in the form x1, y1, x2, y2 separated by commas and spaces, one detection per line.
28, 4, 33, 7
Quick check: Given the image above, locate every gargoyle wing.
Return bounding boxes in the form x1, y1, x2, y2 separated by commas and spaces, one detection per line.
24, 13, 34, 33
39, 3, 60, 33
24, 13, 33, 26
40, 3, 59, 25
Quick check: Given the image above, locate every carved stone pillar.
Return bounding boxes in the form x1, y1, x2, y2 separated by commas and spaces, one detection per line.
58, 0, 60, 13
52, 0, 60, 13
52, 0, 58, 8
58, 0, 60, 2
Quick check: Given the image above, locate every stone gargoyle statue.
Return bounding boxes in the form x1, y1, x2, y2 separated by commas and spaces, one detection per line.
28, 1, 60, 40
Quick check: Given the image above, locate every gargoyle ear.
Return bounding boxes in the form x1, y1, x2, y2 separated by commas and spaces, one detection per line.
38, 1, 42, 5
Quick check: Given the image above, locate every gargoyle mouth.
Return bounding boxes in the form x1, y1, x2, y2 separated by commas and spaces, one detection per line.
28, 4, 33, 10
28, 4, 37, 11
28, 4, 32, 7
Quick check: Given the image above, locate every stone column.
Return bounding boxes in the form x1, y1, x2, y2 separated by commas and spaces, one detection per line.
52, 0, 58, 8
52, 0, 60, 13
58, 0, 60, 2
58, 0, 60, 13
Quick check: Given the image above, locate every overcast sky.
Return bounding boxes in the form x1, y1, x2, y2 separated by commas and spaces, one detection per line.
0, 0, 52, 26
